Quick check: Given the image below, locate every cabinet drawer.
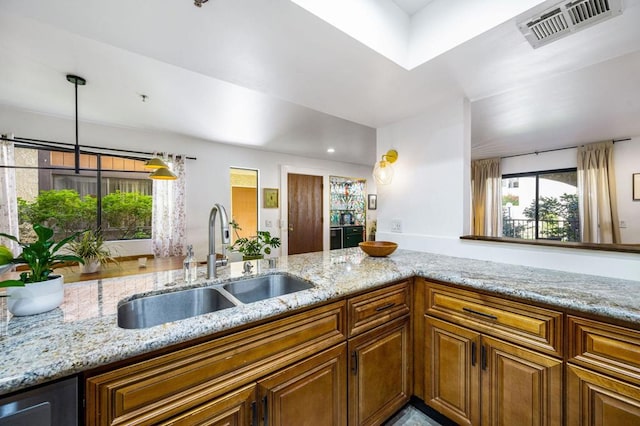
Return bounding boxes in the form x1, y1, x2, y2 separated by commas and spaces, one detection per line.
86, 301, 346, 426
422, 280, 563, 357
343, 226, 363, 236
348, 281, 410, 337
568, 316, 640, 385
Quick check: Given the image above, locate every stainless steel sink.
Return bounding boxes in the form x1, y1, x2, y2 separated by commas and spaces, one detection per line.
118, 287, 235, 329
222, 274, 315, 304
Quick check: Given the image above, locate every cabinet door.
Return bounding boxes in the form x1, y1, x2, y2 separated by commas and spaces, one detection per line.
567, 364, 640, 426
258, 343, 347, 426
348, 316, 411, 426
424, 316, 480, 426
159, 384, 256, 426
481, 335, 562, 426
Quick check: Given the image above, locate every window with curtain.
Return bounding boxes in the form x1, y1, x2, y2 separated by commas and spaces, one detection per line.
501, 169, 580, 242
11, 145, 152, 241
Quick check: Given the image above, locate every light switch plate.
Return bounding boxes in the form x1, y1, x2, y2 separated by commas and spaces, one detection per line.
391, 219, 402, 233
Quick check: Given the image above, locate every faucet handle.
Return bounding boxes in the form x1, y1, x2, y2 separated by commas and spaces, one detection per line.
242, 261, 254, 274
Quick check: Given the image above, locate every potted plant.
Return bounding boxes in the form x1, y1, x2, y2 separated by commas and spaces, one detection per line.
230, 228, 281, 260
0, 224, 83, 316
68, 229, 117, 274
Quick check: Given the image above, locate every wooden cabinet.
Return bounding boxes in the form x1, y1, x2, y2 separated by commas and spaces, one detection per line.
566, 316, 640, 426
86, 301, 346, 425
259, 343, 347, 426
419, 279, 563, 425
347, 281, 412, 426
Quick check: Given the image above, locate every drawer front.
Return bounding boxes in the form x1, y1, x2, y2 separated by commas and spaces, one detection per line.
568, 316, 640, 385
348, 281, 410, 337
422, 280, 563, 357
86, 301, 346, 426
343, 226, 363, 236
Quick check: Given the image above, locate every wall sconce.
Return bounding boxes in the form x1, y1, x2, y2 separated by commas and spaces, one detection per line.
372, 149, 398, 185
146, 155, 177, 180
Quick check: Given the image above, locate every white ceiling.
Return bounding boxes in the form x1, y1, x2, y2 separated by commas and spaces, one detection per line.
392, 0, 435, 16
0, 0, 639, 166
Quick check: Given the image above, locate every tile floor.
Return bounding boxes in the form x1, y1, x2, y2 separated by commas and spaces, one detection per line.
384, 405, 444, 426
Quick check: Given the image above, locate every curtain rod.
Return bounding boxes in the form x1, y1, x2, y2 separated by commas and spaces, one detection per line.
500, 138, 632, 160
0, 135, 197, 160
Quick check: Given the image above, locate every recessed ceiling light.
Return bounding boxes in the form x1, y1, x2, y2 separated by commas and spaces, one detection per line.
327, 148, 335, 153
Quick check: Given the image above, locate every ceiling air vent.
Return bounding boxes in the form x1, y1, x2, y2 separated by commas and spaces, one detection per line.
517, 0, 623, 48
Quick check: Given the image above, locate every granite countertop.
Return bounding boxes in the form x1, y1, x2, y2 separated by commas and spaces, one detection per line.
1, 248, 639, 395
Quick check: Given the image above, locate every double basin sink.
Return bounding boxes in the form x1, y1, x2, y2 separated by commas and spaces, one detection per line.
117, 273, 315, 329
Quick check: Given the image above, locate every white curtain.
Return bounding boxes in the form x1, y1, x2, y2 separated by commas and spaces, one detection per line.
577, 141, 620, 243
151, 154, 187, 257
0, 134, 19, 253
471, 157, 502, 236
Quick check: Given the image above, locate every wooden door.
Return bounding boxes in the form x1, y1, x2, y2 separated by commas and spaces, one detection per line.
567, 364, 640, 426
258, 343, 347, 426
160, 384, 256, 426
424, 316, 480, 426
481, 335, 562, 426
348, 316, 411, 426
231, 186, 258, 238
287, 173, 323, 255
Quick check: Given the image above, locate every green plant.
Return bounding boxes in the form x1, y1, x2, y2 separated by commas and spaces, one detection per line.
230, 230, 281, 259
0, 224, 84, 288
68, 229, 118, 268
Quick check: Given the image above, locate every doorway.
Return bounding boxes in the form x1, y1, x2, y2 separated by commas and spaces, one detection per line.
287, 173, 323, 255
230, 168, 258, 240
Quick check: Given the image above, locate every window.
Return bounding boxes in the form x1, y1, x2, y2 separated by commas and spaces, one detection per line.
502, 169, 580, 242
15, 146, 152, 241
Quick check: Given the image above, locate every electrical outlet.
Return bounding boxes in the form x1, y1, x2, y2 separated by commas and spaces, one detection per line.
620, 220, 627, 229
265, 220, 273, 228
391, 219, 402, 233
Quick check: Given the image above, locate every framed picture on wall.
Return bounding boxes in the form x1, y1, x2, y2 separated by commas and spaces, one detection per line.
634, 174, 640, 201
368, 194, 377, 210
264, 188, 279, 208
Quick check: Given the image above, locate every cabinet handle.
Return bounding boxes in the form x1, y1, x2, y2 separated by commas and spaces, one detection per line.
351, 351, 358, 375
481, 345, 487, 371
251, 401, 257, 426
375, 302, 395, 312
262, 395, 268, 426
471, 342, 477, 366
463, 307, 498, 321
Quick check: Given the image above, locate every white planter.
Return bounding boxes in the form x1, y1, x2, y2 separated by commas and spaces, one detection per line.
7, 275, 65, 316
80, 258, 101, 274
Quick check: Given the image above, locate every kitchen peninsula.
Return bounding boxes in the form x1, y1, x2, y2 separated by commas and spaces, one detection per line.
1, 248, 639, 424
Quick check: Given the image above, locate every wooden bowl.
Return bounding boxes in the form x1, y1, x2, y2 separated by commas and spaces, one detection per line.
358, 241, 398, 257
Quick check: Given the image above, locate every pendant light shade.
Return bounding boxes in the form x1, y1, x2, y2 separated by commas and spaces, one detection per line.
373, 149, 398, 185
144, 157, 170, 169
149, 167, 177, 180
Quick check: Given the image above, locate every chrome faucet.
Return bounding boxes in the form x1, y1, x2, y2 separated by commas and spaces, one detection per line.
207, 203, 230, 279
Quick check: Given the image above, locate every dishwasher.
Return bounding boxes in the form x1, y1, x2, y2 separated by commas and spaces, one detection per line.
0, 377, 78, 425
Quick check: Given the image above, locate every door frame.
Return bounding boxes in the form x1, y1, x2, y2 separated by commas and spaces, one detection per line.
280, 165, 330, 255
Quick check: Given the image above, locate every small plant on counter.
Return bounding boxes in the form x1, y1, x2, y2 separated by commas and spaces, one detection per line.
0, 223, 84, 287
68, 229, 118, 274
229, 221, 281, 260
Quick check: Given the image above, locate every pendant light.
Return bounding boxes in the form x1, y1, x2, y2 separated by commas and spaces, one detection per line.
373, 149, 398, 185
66, 74, 86, 174
147, 153, 177, 180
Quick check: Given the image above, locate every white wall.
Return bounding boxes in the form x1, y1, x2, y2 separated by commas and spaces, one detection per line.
376, 98, 640, 281
0, 106, 374, 261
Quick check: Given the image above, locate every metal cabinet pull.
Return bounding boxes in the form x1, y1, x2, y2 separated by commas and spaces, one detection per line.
351, 351, 358, 375
250, 401, 257, 426
463, 307, 498, 321
262, 395, 269, 426
481, 345, 487, 371
471, 342, 477, 366
375, 302, 395, 312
